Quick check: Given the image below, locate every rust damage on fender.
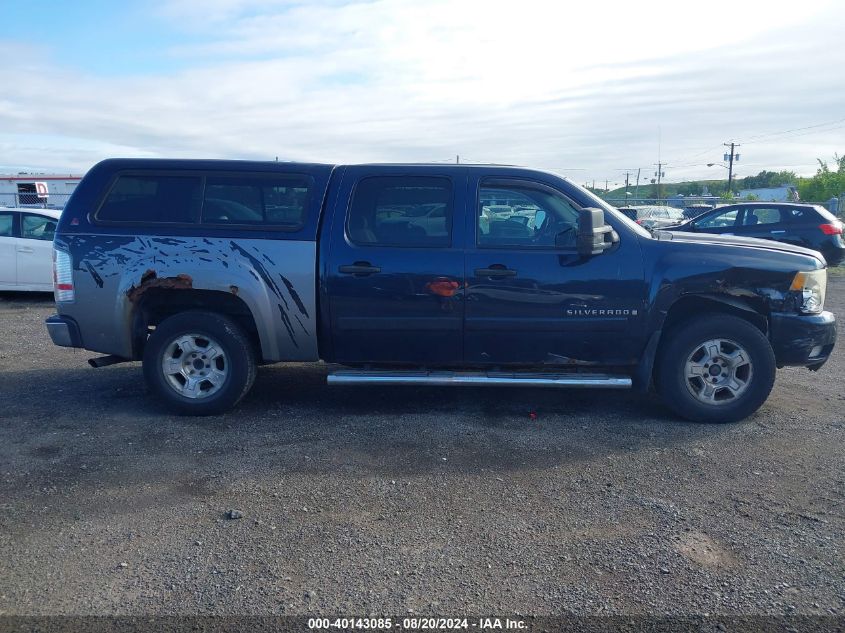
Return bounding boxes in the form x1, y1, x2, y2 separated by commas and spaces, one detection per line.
126, 269, 193, 302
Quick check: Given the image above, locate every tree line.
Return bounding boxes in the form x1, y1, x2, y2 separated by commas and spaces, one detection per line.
602, 153, 845, 201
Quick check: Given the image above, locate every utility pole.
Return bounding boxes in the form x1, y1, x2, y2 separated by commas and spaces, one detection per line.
723, 142, 740, 195
456, 155, 460, 164
654, 163, 665, 201
635, 167, 641, 201
605, 179, 609, 193
624, 172, 630, 200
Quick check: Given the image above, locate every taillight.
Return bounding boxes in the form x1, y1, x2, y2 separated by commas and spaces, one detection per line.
53, 248, 74, 302
636, 219, 644, 225
819, 222, 843, 235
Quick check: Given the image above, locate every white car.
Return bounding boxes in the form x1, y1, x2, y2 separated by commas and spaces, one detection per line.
0, 207, 61, 291
634, 205, 687, 230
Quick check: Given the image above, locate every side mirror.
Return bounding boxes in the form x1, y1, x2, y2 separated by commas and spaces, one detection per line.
577, 208, 617, 256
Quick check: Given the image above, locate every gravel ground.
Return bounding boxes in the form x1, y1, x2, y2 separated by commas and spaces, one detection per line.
0, 286, 843, 617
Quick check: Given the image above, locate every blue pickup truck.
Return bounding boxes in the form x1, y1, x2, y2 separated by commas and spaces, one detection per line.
46, 159, 836, 423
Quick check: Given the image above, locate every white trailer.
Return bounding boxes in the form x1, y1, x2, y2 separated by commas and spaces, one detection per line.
0, 174, 82, 209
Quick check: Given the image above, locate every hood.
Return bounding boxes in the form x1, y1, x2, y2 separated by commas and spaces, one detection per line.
654, 230, 826, 264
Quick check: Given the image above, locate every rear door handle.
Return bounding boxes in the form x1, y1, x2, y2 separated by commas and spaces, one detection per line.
771, 230, 786, 234
16, 247, 34, 253
338, 262, 381, 276
475, 266, 517, 278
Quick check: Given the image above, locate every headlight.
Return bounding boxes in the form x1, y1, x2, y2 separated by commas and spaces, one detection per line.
790, 269, 827, 314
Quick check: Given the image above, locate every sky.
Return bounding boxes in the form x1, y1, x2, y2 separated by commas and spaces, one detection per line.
2, 0, 844, 187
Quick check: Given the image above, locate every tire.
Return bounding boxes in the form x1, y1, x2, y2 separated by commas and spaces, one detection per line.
143, 311, 256, 415
654, 314, 776, 423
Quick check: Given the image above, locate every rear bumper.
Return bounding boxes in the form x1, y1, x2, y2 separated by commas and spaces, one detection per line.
45, 314, 83, 348
770, 311, 836, 369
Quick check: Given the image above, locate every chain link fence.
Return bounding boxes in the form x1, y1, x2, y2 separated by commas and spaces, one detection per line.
0, 192, 73, 209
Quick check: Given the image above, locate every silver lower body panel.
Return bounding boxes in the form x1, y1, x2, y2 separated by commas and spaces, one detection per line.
327, 370, 632, 389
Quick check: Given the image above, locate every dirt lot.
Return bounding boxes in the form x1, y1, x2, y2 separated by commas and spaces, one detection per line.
0, 285, 843, 617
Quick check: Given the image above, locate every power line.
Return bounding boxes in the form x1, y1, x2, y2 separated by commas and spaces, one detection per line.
742, 117, 845, 143
744, 124, 845, 146
666, 116, 845, 166
673, 143, 727, 165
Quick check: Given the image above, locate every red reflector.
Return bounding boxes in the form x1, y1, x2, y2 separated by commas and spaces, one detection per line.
56, 283, 73, 290
819, 223, 843, 235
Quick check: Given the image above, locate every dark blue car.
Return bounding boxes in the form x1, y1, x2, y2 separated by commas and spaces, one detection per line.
666, 202, 845, 265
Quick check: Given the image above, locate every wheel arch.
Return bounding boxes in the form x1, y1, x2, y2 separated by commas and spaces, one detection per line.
131, 289, 264, 361
634, 294, 769, 391
662, 294, 768, 336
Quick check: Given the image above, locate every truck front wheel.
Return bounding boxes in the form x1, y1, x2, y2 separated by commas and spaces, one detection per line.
655, 314, 776, 423
143, 311, 257, 415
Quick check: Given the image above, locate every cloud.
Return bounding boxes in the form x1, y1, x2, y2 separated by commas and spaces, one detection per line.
1, 0, 843, 185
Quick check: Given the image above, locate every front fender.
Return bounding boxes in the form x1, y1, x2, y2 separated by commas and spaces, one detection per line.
633, 240, 805, 390
643, 241, 799, 334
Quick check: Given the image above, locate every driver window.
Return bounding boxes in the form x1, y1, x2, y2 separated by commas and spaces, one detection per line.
695, 208, 739, 229
478, 182, 579, 248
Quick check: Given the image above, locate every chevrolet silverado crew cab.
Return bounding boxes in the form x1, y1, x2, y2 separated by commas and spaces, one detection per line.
46, 159, 836, 423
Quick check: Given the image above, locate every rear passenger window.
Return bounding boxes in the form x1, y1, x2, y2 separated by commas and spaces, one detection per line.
202, 176, 309, 228
347, 176, 452, 247
98, 175, 201, 223
22, 214, 56, 241
743, 207, 781, 226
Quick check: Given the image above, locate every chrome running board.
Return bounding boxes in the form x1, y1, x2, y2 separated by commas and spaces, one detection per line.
327, 370, 632, 389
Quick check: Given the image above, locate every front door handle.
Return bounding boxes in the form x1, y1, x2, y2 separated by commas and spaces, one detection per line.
475, 266, 517, 278
338, 262, 381, 276
16, 247, 34, 254
771, 230, 786, 234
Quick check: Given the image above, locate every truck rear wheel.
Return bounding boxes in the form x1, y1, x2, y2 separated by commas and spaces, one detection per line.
143, 311, 256, 415
655, 314, 776, 423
